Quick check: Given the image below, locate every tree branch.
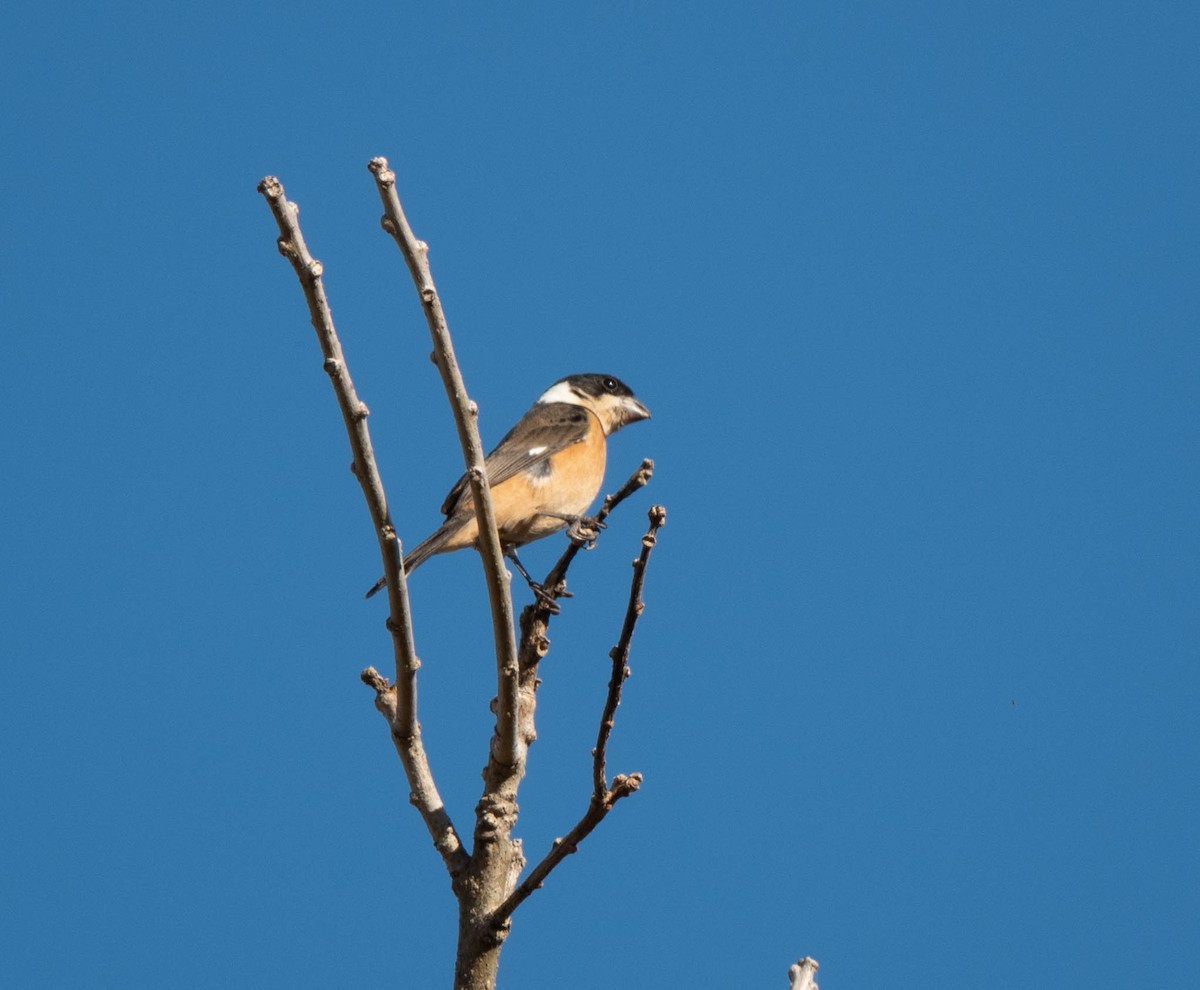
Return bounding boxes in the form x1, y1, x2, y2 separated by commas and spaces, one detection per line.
493, 503, 666, 925
594, 503, 665, 797
262, 166, 663, 987
366, 157, 520, 771
257, 175, 468, 880
789, 958, 820, 990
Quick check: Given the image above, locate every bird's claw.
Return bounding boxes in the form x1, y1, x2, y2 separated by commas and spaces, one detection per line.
562, 514, 606, 548
537, 511, 607, 549
528, 581, 562, 614
569, 514, 605, 547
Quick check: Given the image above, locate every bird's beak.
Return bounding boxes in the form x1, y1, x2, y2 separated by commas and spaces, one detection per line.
623, 396, 651, 425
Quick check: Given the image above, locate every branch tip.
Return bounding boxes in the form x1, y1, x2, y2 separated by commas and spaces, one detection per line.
367, 157, 395, 185
788, 957, 820, 990
256, 175, 283, 199
609, 772, 643, 800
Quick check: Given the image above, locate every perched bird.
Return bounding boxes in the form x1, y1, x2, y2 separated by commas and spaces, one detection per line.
366, 373, 650, 598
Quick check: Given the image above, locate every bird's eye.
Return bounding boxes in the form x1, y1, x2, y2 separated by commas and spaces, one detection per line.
603, 377, 618, 392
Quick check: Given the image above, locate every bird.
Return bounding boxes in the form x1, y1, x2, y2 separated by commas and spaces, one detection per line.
365, 373, 650, 599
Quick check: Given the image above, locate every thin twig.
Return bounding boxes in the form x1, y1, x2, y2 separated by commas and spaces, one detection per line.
257, 175, 467, 879
493, 504, 666, 925
366, 157, 520, 770
594, 503, 666, 797
490, 773, 643, 927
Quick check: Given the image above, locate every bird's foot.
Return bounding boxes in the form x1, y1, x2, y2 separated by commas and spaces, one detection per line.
567, 514, 605, 548
541, 512, 606, 549
527, 581, 563, 614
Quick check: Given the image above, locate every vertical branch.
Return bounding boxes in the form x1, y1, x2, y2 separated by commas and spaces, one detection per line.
366, 157, 520, 771
256, 175, 467, 879
365, 158, 526, 988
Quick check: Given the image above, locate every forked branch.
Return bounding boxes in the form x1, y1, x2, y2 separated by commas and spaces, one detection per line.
261, 167, 663, 989
494, 503, 666, 925
256, 175, 467, 879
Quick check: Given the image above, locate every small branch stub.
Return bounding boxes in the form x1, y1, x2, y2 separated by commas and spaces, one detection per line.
789, 958, 819, 990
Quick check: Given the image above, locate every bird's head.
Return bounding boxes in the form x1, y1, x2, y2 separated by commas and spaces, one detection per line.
537, 374, 651, 436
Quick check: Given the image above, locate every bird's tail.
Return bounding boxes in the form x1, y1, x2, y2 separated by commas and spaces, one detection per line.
363, 522, 458, 599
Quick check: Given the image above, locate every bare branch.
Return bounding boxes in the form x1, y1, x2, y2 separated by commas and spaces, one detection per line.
490, 773, 642, 928
366, 157, 520, 770
789, 958, 820, 990
494, 503, 666, 925
262, 168, 664, 986
594, 503, 666, 796
361, 667, 469, 875
257, 175, 467, 879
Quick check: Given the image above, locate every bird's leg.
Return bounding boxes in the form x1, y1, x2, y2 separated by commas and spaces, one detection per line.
504, 547, 537, 585
505, 546, 563, 613
539, 511, 607, 549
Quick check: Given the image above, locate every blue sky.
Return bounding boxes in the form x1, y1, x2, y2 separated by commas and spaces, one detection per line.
3, 2, 1197, 987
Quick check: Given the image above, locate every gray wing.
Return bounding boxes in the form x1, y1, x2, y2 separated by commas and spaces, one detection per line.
439, 403, 592, 516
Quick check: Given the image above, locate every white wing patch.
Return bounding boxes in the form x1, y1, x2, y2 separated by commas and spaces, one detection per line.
529, 448, 554, 486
